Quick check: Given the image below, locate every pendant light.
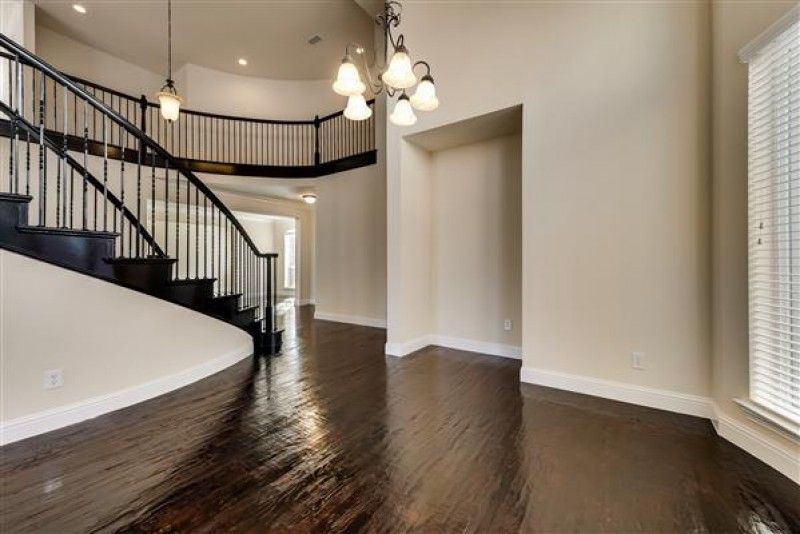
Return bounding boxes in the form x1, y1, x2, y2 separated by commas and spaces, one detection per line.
156, 0, 183, 122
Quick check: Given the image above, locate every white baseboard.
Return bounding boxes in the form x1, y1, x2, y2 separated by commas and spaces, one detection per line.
0, 343, 253, 446
520, 366, 799, 484
386, 334, 521, 359
430, 335, 521, 359
385, 336, 431, 357
314, 310, 386, 328
712, 405, 800, 485
520, 366, 715, 419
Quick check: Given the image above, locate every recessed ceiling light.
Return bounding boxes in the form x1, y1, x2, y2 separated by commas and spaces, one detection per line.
301, 193, 317, 205
72, 4, 87, 14
238, 58, 248, 66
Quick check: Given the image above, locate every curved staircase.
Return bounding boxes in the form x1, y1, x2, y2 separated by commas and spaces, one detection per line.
0, 35, 282, 355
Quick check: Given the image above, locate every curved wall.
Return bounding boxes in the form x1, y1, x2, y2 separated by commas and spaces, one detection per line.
35, 25, 345, 120
0, 250, 253, 444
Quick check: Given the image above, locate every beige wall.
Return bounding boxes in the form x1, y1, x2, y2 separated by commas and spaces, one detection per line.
36, 25, 163, 97
314, 99, 387, 324
0, 249, 251, 423
35, 26, 343, 121
431, 134, 522, 347
388, 1, 713, 397
180, 63, 343, 120
711, 0, 799, 466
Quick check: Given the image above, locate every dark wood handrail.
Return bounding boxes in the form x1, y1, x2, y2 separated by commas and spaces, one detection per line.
0, 50, 375, 127
0, 34, 277, 259
0, 99, 164, 256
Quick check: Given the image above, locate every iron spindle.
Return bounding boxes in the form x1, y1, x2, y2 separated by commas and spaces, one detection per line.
136, 130, 142, 257
120, 129, 126, 251
38, 71, 45, 226
175, 171, 180, 277
151, 152, 156, 256
185, 179, 190, 279
82, 100, 89, 229
195, 184, 198, 278
203, 196, 207, 278
211, 204, 215, 292
103, 115, 108, 231
164, 161, 170, 257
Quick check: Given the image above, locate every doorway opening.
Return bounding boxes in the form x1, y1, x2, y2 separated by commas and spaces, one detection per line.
234, 211, 299, 313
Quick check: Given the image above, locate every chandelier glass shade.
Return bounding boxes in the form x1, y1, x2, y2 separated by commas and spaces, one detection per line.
344, 94, 373, 121
332, 1, 438, 126
381, 47, 417, 89
157, 81, 183, 122
333, 58, 366, 96
410, 75, 438, 111
389, 93, 417, 126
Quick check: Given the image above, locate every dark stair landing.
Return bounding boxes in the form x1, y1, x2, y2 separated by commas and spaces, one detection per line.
0, 193, 281, 356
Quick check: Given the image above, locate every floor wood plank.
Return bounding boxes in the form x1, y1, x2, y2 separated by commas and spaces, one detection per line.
1, 306, 798, 532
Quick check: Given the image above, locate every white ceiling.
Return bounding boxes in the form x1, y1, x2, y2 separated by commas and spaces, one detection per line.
201, 173, 318, 202
34, 0, 375, 81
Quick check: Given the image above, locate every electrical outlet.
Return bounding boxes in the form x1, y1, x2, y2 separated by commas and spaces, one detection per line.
43, 369, 63, 390
504, 319, 512, 331
631, 352, 645, 371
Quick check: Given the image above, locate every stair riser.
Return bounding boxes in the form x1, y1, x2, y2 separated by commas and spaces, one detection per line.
207, 296, 241, 317
0, 200, 29, 228
231, 308, 256, 328
5, 231, 116, 276
108, 263, 174, 293
167, 281, 215, 308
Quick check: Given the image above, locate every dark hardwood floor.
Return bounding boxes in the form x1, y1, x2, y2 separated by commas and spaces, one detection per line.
1, 306, 798, 533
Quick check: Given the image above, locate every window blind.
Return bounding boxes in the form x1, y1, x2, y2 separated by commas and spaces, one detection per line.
747, 15, 800, 426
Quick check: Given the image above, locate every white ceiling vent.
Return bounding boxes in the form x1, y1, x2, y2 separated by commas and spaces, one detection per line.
307, 34, 323, 46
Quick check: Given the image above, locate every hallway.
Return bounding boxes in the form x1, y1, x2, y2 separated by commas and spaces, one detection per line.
1, 307, 798, 532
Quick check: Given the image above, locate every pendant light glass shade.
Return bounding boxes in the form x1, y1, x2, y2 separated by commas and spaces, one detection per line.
344, 94, 372, 121
389, 94, 417, 126
410, 76, 439, 111
156, 89, 183, 122
333, 57, 366, 96
382, 48, 417, 89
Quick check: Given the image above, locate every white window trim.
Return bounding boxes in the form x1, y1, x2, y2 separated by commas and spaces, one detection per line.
738, 4, 799, 64
734, 398, 800, 442
740, 5, 800, 439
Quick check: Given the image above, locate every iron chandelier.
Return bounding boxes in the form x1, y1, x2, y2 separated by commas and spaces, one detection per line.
332, 1, 439, 126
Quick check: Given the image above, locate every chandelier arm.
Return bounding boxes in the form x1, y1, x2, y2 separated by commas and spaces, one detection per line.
350, 43, 385, 95
412, 60, 432, 77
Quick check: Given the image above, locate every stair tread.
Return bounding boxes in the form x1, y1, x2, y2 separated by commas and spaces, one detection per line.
237, 305, 258, 313
0, 193, 33, 203
105, 257, 176, 265
211, 293, 243, 301
169, 277, 217, 285
16, 225, 119, 239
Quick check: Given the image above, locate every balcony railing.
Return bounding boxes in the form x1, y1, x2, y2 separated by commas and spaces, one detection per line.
0, 51, 377, 178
